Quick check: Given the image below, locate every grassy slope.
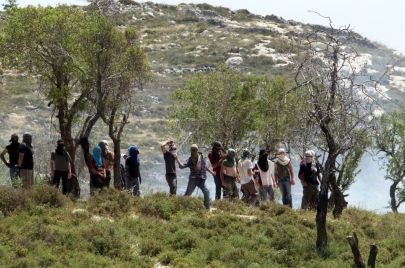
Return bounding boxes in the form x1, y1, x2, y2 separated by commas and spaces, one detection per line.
0, 186, 404, 268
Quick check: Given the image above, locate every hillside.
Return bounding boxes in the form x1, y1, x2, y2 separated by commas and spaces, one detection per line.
0, 186, 404, 267
0, 1, 405, 197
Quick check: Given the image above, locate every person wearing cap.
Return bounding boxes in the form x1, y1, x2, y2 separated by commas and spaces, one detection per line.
220, 149, 239, 200
208, 141, 227, 200
298, 150, 322, 210
237, 149, 259, 206
125, 146, 142, 196
50, 139, 72, 195
1, 134, 20, 187
176, 144, 211, 209
160, 139, 178, 195
18, 133, 34, 189
99, 140, 114, 187
274, 148, 295, 208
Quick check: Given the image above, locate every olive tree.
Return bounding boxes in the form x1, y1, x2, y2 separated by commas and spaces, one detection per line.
375, 109, 405, 213
294, 24, 379, 250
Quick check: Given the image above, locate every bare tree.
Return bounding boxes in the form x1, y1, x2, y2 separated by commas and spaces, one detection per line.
293, 21, 381, 250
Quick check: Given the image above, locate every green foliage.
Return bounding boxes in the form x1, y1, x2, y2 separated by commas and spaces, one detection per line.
0, 188, 404, 267
375, 108, 405, 211
170, 66, 267, 148
0, 185, 66, 215
87, 188, 132, 216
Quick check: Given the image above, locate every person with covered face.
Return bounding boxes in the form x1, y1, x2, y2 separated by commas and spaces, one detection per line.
99, 140, 114, 187
255, 149, 276, 202
274, 148, 295, 208
299, 150, 322, 210
88, 145, 108, 194
208, 141, 226, 200
18, 133, 34, 189
50, 139, 72, 195
160, 139, 178, 195
126, 146, 142, 196
1, 134, 20, 187
237, 149, 259, 206
177, 144, 211, 209
220, 149, 239, 200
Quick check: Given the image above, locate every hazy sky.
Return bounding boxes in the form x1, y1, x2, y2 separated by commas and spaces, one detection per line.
2, 0, 405, 54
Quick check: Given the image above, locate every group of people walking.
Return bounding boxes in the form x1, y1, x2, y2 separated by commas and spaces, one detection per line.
1, 133, 323, 211
159, 140, 323, 210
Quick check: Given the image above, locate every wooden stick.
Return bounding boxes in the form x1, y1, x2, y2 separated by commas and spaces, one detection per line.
346, 232, 365, 268
367, 244, 378, 268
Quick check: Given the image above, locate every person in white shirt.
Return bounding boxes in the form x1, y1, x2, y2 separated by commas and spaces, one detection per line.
237, 149, 259, 206
254, 149, 276, 202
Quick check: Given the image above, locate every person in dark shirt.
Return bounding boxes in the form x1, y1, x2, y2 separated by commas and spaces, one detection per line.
160, 139, 178, 195
298, 150, 322, 210
50, 139, 72, 195
126, 146, 142, 196
208, 141, 226, 200
18, 133, 34, 189
1, 134, 20, 187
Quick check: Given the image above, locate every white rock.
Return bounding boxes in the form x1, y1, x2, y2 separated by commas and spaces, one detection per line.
225, 56, 243, 66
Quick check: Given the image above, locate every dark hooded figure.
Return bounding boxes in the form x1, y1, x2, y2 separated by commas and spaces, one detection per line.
254, 149, 276, 202
125, 146, 142, 196
50, 139, 72, 195
18, 133, 34, 189
1, 134, 20, 187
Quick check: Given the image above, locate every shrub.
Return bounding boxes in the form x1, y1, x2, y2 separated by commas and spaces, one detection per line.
0, 185, 66, 216
140, 238, 162, 256
0, 186, 26, 215
29, 184, 66, 208
87, 188, 132, 217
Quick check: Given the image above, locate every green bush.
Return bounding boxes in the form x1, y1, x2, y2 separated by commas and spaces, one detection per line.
29, 184, 66, 208
87, 188, 132, 217
0, 185, 66, 216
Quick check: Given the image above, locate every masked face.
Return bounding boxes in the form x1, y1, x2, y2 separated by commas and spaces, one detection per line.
23, 134, 32, 145
191, 148, 198, 156
279, 153, 286, 160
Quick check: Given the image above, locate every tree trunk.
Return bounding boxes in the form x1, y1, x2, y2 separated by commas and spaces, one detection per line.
368, 244, 378, 268
346, 232, 366, 268
329, 174, 348, 218
316, 153, 337, 251
112, 138, 122, 190
390, 181, 399, 213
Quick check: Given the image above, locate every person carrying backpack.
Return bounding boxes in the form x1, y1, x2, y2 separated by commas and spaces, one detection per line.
274, 148, 295, 208
298, 150, 322, 210
1, 134, 20, 187
18, 133, 34, 189
177, 144, 211, 209
237, 149, 259, 206
125, 146, 142, 196
220, 149, 239, 200
50, 139, 72, 195
254, 149, 276, 202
